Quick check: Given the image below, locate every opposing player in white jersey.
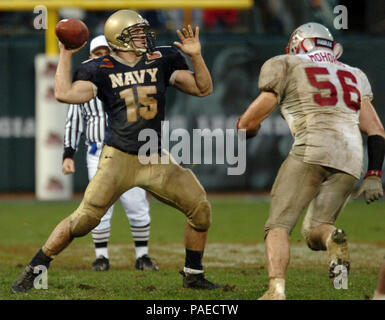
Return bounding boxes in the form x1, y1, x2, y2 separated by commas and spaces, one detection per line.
62, 35, 158, 272
237, 22, 385, 299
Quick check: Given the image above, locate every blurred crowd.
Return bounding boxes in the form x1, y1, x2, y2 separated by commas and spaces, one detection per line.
0, 0, 384, 36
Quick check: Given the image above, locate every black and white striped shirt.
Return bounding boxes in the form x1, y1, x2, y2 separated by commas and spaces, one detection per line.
63, 97, 106, 159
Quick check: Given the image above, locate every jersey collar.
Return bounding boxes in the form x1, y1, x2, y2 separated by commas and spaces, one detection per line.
110, 53, 144, 68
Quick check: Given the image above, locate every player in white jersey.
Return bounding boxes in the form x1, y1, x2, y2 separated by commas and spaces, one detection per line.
62, 35, 158, 272
237, 22, 385, 299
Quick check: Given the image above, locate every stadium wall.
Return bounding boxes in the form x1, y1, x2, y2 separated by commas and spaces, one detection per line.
0, 34, 384, 192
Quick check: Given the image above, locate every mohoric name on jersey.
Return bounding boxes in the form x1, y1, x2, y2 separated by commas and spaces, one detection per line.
109, 68, 158, 88
308, 52, 337, 63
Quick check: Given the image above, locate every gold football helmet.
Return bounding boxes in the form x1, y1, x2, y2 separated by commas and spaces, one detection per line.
104, 10, 155, 54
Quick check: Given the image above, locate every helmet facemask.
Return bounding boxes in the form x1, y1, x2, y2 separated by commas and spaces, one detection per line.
285, 30, 303, 55
116, 22, 155, 55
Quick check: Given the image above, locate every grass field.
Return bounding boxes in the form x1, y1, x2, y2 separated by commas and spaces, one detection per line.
0, 196, 384, 300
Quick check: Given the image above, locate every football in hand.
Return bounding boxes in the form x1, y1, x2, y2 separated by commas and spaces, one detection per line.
55, 18, 89, 50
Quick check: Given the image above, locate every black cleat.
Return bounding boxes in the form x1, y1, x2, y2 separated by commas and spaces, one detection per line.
135, 254, 159, 271
11, 265, 39, 293
91, 256, 110, 271
179, 270, 221, 290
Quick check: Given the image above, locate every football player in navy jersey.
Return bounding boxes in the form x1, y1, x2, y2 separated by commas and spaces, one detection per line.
12, 10, 219, 292
63, 35, 158, 272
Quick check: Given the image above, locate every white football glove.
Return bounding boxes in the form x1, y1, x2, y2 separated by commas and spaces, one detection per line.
353, 176, 384, 204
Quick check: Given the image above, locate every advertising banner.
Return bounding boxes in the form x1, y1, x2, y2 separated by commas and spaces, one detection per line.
35, 54, 72, 200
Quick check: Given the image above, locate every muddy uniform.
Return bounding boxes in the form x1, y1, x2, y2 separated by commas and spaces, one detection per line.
64, 46, 211, 241
260, 49, 372, 239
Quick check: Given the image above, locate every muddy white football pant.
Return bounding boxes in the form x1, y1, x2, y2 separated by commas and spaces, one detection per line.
87, 144, 151, 259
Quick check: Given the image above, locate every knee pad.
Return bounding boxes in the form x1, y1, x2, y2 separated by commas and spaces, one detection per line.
187, 199, 211, 231
69, 207, 101, 238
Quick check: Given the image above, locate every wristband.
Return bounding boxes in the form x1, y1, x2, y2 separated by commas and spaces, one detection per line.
367, 135, 385, 171
364, 170, 382, 179
63, 147, 75, 161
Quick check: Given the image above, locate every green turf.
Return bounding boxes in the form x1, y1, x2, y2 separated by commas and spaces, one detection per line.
0, 197, 383, 300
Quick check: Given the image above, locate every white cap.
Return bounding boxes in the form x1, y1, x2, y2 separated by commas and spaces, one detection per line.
90, 35, 110, 54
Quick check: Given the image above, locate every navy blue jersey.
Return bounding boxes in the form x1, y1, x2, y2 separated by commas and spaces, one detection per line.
73, 46, 189, 153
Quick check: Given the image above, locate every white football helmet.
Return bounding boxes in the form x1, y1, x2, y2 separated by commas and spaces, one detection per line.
286, 22, 343, 59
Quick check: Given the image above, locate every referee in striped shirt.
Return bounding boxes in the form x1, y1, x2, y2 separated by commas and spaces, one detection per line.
62, 35, 158, 272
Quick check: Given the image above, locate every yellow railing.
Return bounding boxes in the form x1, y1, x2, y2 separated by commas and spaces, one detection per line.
0, 1, 253, 10
0, 0, 253, 55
